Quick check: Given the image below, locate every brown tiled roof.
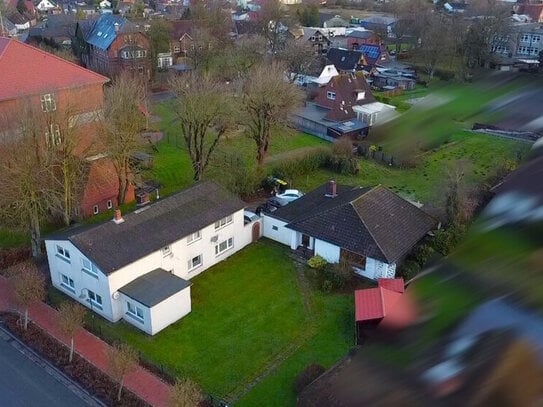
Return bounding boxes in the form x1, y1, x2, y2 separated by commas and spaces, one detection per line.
313, 72, 375, 122
516, 4, 543, 23
171, 20, 193, 40
285, 184, 437, 263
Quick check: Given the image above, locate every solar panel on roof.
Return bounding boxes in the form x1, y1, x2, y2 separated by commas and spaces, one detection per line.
359, 45, 380, 59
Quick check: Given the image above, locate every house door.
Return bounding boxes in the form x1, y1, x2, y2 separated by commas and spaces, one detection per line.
252, 222, 260, 242
301, 234, 310, 248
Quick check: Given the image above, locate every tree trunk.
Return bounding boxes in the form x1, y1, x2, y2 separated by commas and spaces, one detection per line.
30, 212, 41, 259
62, 162, 71, 226
24, 308, 29, 330
117, 378, 124, 401
69, 337, 74, 363
117, 172, 127, 206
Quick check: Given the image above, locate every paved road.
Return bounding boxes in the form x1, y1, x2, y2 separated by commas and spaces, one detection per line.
0, 337, 90, 407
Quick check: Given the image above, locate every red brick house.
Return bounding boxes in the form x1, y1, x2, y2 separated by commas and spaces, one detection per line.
347, 29, 380, 50
75, 14, 152, 80
170, 20, 193, 60
0, 37, 131, 218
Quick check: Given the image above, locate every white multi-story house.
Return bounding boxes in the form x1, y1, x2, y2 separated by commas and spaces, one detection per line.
262, 181, 437, 280
45, 182, 261, 335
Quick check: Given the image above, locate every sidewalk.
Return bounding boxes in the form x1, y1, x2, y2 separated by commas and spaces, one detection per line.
0, 276, 172, 407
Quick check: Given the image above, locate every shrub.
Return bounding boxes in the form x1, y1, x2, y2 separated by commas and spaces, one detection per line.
321, 279, 333, 293
431, 225, 466, 256
332, 137, 354, 157
294, 364, 326, 394
272, 147, 331, 181
333, 258, 353, 284
412, 244, 435, 267
396, 260, 421, 282
307, 255, 328, 270
325, 155, 360, 175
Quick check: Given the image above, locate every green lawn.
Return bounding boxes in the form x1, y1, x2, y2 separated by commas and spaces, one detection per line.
369, 76, 531, 159
291, 131, 528, 205
87, 240, 354, 404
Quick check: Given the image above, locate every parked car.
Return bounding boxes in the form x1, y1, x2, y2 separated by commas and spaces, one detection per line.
267, 196, 289, 208
275, 189, 304, 203
244, 210, 259, 225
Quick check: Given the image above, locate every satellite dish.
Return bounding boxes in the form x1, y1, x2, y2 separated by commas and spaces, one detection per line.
112, 291, 120, 300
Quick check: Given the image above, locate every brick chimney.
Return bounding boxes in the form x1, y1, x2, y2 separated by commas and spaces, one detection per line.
326, 180, 337, 198
113, 209, 124, 224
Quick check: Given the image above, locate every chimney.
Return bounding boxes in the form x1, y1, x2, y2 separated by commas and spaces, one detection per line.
326, 180, 337, 198
114, 22, 120, 33
113, 209, 124, 224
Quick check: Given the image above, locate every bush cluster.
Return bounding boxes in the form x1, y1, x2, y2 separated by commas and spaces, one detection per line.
307, 255, 327, 269
431, 224, 466, 256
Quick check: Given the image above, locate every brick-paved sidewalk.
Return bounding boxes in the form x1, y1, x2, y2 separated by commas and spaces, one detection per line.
0, 276, 172, 407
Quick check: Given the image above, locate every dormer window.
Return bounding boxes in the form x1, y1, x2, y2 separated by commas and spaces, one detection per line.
327, 91, 336, 100
357, 91, 365, 101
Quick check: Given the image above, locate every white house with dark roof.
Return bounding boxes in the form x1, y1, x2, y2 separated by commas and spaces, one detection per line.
45, 182, 260, 335
262, 181, 437, 280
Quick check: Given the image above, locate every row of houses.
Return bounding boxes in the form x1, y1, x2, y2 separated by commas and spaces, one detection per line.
45, 180, 437, 335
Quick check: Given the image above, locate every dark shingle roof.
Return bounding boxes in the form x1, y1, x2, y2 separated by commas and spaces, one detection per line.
280, 183, 437, 263
51, 181, 245, 274
119, 268, 191, 307
326, 48, 364, 71
347, 30, 374, 39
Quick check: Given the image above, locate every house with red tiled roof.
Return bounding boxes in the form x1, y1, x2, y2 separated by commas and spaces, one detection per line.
0, 37, 130, 217
292, 71, 396, 140
514, 4, 543, 23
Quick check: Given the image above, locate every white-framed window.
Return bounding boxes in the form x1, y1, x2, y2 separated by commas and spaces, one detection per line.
173, 45, 180, 53
87, 290, 103, 309
40, 93, 56, 112
126, 301, 144, 321
93, 205, 99, 215
188, 254, 202, 271
56, 245, 71, 262
45, 124, 61, 146
310, 36, 315, 41
215, 237, 233, 256
357, 91, 365, 101
534, 35, 541, 43
327, 91, 336, 100
162, 245, 172, 257
60, 274, 75, 293
214, 215, 233, 230
81, 258, 100, 277
187, 230, 201, 244
106, 200, 113, 209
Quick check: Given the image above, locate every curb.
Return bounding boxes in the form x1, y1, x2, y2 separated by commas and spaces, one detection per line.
0, 322, 106, 407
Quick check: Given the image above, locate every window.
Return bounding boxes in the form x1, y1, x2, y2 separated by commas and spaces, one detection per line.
327, 91, 336, 100
56, 245, 71, 262
126, 301, 144, 321
162, 245, 172, 256
187, 254, 202, 271
357, 91, 365, 101
214, 215, 233, 230
87, 290, 103, 309
534, 35, 541, 43
45, 124, 61, 146
107, 200, 113, 209
40, 93, 56, 112
173, 45, 180, 53
60, 274, 75, 292
310, 36, 315, 41
81, 258, 100, 277
187, 230, 201, 244
272, 225, 278, 231
215, 237, 233, 256
93, 205, 99, 215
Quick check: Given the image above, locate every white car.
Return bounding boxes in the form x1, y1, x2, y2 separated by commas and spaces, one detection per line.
275, 189, 304, 203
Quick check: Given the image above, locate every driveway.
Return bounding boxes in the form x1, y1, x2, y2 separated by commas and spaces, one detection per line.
0, 335, 91, 407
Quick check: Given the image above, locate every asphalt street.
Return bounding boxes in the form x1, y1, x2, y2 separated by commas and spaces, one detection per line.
0, 336, 90, 407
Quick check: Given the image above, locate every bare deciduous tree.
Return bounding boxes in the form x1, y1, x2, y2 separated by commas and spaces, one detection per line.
242, 62, 304, 167
9, 262, 45, 330
107, 343, 138, 402
101, 73, 146, 205
170, 73, 233, 181
58, 301, 86, 363
169, 377, 203, 407
279, 39, 316, 84
0, 102, 62, 257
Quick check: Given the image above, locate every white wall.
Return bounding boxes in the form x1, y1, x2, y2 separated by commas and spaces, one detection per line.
355, 257, 396, 280
314, 239, 341, 263
149, 287, 191, 335
45, 239, 116, 321
262, 215, 291, 246
46, 208, 251, 325
119, 293, 153, 334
